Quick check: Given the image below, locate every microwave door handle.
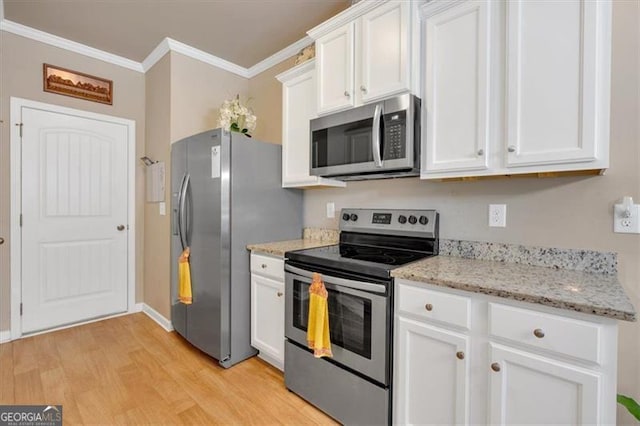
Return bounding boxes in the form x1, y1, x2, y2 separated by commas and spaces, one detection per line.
372, 103, 383, 168
285, 264, 387, 294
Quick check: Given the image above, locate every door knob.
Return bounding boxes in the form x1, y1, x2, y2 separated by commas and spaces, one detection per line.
117, 225, 126, 231
0, 237, 4, 245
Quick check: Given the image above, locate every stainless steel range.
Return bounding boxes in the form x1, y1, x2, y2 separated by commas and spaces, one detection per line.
284, 208, 439, 425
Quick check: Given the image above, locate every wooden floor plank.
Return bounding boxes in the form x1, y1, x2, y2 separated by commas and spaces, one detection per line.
0, 313, 337, 425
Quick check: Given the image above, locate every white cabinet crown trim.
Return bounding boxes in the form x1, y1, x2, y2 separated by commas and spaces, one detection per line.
308, 0, 388, 40
276, 59, 316, 83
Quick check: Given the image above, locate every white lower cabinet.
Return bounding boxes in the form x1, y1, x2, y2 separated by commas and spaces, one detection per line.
250, 253, 285, 370
394, 279, 618, 425
488, 343, 600, 425
395, 316, 469, 425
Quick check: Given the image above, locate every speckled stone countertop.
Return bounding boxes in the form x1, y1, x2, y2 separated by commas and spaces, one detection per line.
391, 256, 636, 321
247, 228, 339, 258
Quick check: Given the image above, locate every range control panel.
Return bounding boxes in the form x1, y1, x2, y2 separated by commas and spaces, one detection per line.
340, 208, 439, 238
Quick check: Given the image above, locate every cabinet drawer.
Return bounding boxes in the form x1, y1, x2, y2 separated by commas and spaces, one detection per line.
488, 303, 601, 364
397, 283, 470, 329
250, 253, 284, 281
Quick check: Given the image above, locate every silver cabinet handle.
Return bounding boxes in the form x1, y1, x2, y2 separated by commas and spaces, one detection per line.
344, 90, 350, 98
277, 291, 283, 297
117, 225, 125, 231
360, 85, 367, 94
477, 149, 484, 156
533, 328, 545, 338
491, 362, 501, 372
0, 237, 4, 245
261, 264, 267, 269
425, 303, 433, 311
508, 145, 516, 153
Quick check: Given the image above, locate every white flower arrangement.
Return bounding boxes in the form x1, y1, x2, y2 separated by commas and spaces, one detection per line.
217, 95, 257, 137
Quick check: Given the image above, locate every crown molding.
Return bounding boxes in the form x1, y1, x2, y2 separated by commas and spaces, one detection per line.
141, 37, 171, 72
247, 35, 312, 78
276, 58, 315, 83
307, 0, 387, 40
0, 19, 144, 72
164, 38, 250, 78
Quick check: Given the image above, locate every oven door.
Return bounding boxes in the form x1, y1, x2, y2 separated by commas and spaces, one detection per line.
284, 264, 390, 385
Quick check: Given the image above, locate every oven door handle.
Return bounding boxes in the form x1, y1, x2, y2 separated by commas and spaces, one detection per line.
285, 264, 387, 294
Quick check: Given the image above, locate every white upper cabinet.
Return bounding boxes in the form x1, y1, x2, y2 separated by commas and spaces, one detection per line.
359, 1, 410, 103
311, 1, 415, 116
419, 0, 612, 180
315, 23, 356, 115
422, 0, 493, 174
505, 0, 607, 168
277, 60, 346, 189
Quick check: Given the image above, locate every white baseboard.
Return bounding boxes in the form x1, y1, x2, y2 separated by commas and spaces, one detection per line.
0, 330, 11, 344
141, 303, 173, 332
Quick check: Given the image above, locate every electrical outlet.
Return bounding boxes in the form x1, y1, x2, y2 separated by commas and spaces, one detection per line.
326, 202, 335, 219
614, 203, 640, 234
489, 204, 506, 227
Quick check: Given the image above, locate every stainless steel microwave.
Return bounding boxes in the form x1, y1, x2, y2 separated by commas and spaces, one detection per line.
310, 94, 420, 181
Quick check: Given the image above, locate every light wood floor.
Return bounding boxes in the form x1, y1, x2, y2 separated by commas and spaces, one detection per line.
0, 313, 337, 425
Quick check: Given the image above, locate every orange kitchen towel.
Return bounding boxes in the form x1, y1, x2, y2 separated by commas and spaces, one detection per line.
178, 247, 192, 304
307, 272, 332, 358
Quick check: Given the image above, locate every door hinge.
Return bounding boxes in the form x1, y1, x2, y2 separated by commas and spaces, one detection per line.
20, 303, 23, 316
19, 214, 23, 227
15, 122, 23, 138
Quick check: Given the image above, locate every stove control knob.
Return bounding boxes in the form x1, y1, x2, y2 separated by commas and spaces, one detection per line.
342, 213, 350, 221
350, 213, 358, 221
419, 215, 429, 225
398, 215, 407, 224
409, 215, 417, 225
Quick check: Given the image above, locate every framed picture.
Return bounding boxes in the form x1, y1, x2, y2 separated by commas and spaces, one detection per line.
43, 64, 113, 105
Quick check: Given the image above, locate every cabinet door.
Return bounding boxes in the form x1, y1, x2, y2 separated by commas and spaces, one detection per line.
359, 0, 410, 103
489, 343, 600, 425
422, 0, 492, 174
316, 23, 355, 115
505, 0, 606, 167
251, 274, 285, 369
282, 69, 316, 187
394, 316, 470, 425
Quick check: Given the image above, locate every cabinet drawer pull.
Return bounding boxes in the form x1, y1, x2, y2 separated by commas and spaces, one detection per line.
344, 90, 350, 98
456, 351, 465, 360
533, 328, 545, 338
508, 145, 516, 153
261, 264, 267, 269
477, 149, 484, 156
491, 362, 501, 372
425, 303, 433, 311
360, 85, 367, 94
277, 291, 283, 297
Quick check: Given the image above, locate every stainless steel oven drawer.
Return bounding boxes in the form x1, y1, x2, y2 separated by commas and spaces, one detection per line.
285, 341, 389, 425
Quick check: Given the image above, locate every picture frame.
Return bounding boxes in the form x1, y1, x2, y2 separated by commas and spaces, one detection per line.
43, 64, 113, 105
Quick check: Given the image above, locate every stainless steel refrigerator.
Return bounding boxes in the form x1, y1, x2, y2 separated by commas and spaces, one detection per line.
170, 128, 302, 367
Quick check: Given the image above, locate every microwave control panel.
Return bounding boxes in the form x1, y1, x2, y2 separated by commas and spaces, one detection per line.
383, 110, 406, 160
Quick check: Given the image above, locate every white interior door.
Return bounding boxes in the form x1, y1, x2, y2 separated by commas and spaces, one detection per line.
20, 106, 129, 334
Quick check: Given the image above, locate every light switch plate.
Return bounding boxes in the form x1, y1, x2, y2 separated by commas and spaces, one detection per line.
326, 202, 335, 219
159, 202, 166, 216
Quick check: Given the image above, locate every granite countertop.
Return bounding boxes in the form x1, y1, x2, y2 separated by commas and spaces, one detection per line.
247, 239, 336, 258
391, 256, 637, 321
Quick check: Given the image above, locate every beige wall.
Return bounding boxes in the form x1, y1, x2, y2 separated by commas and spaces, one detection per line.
248, 56, 297, 144
143, 55, 172, 319
170, 52, 249, 143
303, 0, 640, 414
0, 32, 146, 331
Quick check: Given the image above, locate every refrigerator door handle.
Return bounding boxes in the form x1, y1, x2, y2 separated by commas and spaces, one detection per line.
177, 173, 188, 250
184, 175, 192, 248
